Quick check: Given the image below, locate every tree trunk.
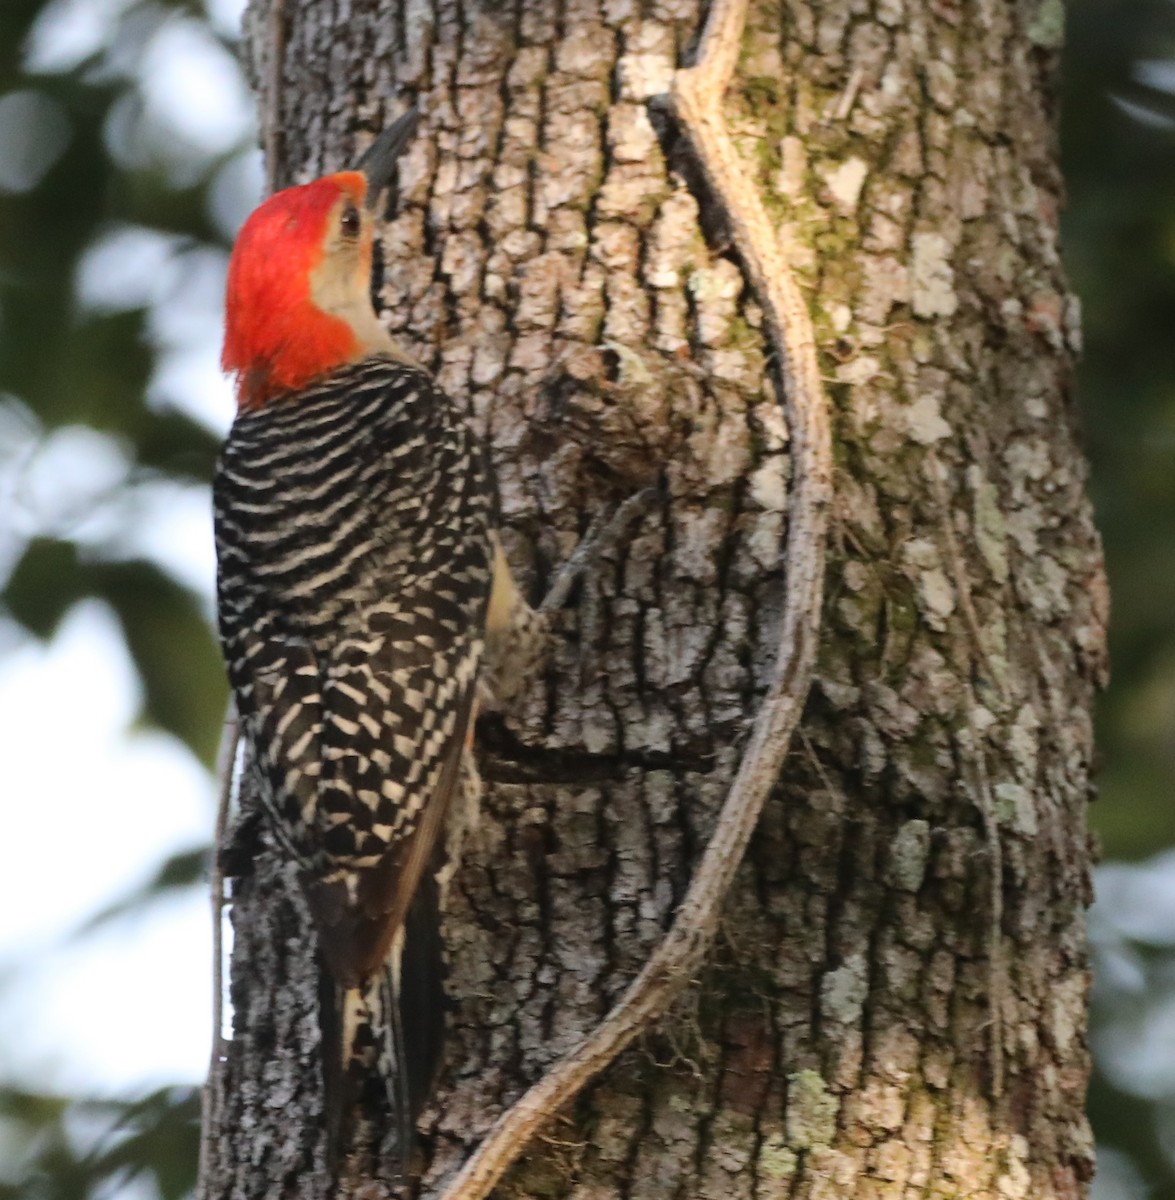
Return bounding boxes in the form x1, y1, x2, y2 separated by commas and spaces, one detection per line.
202, 0, 1108, 1197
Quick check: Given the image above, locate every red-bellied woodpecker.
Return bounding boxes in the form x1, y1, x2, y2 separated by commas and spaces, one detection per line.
213, 109, 532, 1172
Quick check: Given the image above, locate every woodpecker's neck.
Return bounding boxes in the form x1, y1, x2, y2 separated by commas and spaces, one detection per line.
227, 296, 411, 411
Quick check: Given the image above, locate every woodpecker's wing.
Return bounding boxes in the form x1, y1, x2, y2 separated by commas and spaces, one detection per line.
213, 504, 328, 864
307, 615, 485, 986
235, 634, 326, 865
311, 623, 482, 1164
215, 358, 496, 988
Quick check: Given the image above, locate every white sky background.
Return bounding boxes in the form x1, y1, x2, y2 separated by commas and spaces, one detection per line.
0, 2, 1171, 1195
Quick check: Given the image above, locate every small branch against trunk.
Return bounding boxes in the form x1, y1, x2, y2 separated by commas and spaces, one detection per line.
429, 1, 832, 1196
926, 451, 1007, 1100
926, 452, 1001, 692
537, 489, 658, 618
198, 701, 239, 1200
958, 716, 1007, 1101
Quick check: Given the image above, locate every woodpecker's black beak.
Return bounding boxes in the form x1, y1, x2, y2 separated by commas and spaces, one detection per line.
357, 108, 419, 211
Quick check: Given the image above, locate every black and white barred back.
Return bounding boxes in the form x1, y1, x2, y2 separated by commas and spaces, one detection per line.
213, 355, 495, 989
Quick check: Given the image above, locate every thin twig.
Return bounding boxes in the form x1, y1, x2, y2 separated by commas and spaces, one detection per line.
197, 701, 240, 1199
538, 489, 657, 617
956, 717, 1006, 1099
925, 450, 1001, 691
432, 0, 832, 1194
926, 452, 1007, 1098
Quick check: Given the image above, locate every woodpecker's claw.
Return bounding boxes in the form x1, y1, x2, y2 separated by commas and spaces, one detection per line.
356, 107, 420, 209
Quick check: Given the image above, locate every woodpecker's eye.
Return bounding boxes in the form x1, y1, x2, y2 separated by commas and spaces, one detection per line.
340, 204, 361, 239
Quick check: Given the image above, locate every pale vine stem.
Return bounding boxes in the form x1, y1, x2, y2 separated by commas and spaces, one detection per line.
431, 0, 833, 1195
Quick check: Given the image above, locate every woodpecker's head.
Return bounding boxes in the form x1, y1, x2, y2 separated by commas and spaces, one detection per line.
222, 110, 418, 411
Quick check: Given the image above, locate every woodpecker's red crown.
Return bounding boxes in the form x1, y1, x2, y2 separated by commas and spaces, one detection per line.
221, 109, 420, 411
221, 172, 375, 411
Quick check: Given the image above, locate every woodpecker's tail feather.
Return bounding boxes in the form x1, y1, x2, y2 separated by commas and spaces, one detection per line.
392, 866, 446, 1116
319, 873, 446, 1177
319, 978, 363, 1171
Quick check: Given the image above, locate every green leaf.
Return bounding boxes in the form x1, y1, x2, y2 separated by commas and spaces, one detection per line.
2, 544, 226, 762
135, 409, 222, 483
74, 845, 209, 935
94, 558, 227, 764
2, 538, 84, 637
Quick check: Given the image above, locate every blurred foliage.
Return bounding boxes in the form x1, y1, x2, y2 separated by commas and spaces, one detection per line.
6, 541, 224, 754
0, 1085, 200, 1199
0, 0, 243, 766
1088, 853, 1175, 1200
1065, 0, 1175, 863
0, 0, 1174, 1196
74, 846, 210, 936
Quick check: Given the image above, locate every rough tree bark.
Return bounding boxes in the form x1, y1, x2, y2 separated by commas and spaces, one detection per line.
201, 0, 1107, 1197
